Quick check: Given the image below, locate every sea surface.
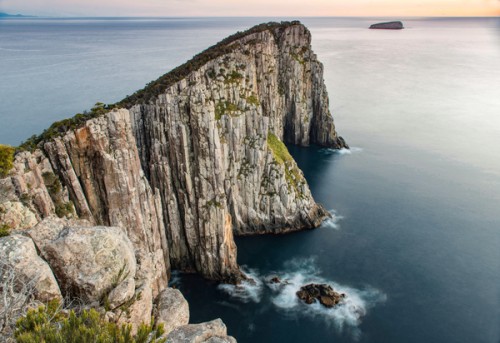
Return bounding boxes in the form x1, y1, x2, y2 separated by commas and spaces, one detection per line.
1, 17, 499, 343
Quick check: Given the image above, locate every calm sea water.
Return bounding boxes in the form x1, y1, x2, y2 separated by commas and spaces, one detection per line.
1, 17, 499, 343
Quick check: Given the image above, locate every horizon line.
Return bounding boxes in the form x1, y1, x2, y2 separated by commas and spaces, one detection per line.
2, 14, 499, 18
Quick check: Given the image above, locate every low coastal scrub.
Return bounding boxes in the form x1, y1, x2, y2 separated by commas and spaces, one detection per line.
118, 21, 300, 108
15, 22, 302, 153
18, 103, 116, 152
15, 300, 166, 343
0, 144, 15, 177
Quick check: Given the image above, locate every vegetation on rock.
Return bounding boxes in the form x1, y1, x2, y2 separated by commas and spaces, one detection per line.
15, 300, 166, 343
0, 224, 10, 237
0, 144, 15, 177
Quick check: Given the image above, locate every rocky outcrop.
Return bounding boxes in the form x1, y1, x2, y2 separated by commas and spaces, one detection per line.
0, 235, 62, 302
154, 288, 190, 335
369, 21, 404, 30
1, 21, 345, 285
167, 319, 236, 343
296, 283, 346, 308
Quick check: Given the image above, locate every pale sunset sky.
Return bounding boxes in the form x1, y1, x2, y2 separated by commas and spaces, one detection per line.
1, 0, 499, 17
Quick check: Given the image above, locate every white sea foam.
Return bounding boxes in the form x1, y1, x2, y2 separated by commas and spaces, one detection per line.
270, 258, 386, 337
219, 258, 385, 338
321, 209, 343, 230
217, 267, 264, 303
168, 270, 182, 287
319, 147, 363, 155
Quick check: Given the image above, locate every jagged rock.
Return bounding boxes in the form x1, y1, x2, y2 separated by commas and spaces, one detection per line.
0, 235, 62, 302
42, 226, 137, 303
166, 319, 236, 343
296, 283, 345, 308
154, 288, 189, 335
369, 21, 404, 30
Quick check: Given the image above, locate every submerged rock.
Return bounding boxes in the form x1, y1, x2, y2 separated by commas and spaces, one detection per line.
369, 21, 404, 30
296, 283, 346, 308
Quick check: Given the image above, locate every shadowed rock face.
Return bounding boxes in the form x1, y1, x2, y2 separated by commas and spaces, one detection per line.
369, 21, 404, 30
0, 21, 346, 284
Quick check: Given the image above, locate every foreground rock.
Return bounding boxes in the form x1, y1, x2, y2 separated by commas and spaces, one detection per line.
42, 226, 137, 303
167, 319, 236, 343
154, 288, 190, 335
369, 21, 404, 30
296, 283, 346, 308
0, 235, 62, 302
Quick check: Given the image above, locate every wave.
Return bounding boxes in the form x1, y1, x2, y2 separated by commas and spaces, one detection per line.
319, 147, 363, 155
217, 258, 386, 337
321, 209, 343, 230
217, 267, 264, 303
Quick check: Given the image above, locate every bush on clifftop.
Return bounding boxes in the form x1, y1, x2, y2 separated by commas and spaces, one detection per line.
15, 300, 166, 343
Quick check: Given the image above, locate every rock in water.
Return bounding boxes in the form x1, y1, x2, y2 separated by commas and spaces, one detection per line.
296, 283, 346, 308
369, 21, 404, 30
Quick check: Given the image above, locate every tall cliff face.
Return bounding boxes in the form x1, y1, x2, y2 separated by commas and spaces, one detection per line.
0, 22, 346, 284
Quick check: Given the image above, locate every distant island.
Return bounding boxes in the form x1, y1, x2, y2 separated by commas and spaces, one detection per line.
0, 12, 35, 18
369, 21, 404, 30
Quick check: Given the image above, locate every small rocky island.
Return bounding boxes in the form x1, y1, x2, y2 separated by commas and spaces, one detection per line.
296, 284, 346, 308
369, 21, 404, 30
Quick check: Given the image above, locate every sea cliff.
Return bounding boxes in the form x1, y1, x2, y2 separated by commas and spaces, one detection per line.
0, 21, 346, 338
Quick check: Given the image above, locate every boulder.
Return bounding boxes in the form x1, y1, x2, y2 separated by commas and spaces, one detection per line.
369, 21, 404, 30
0, 235, 62, 302
167, 319, 236, 343
154, 288, 189, 335
296, 283, 346, 308
42, 226, 136, 303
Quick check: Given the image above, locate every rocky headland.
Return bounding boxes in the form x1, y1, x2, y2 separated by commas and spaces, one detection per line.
0, 21, 346, 341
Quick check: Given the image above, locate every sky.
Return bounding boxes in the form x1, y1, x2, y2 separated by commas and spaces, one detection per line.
1, 0, 499, 17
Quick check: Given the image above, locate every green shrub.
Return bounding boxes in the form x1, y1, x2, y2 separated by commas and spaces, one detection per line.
55, 201, 74, 219
0, 224, 10, 237
15, 300, 166, 343
0, 144, 15, 178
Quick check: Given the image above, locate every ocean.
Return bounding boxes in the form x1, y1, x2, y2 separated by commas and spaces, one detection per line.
1, 17, 499, 343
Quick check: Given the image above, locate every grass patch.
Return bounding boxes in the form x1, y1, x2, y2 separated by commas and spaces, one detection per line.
267, 133, 293, 165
